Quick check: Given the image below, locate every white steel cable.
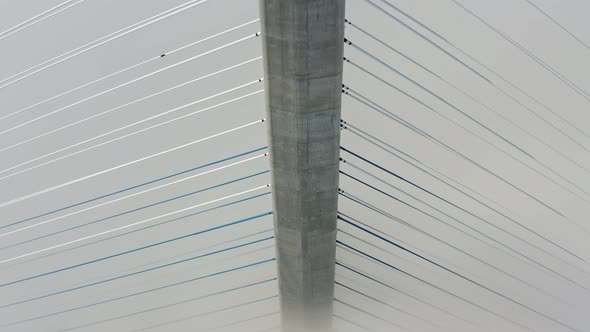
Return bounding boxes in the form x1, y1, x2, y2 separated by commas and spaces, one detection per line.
0, 119, 265, 209
0, 84, 264, 181
0, 33, 260, 137
0, 153, 267, 239
0, 0, 89, 42
0, 19, 260, 121
0, 185, 270, 265
0, 0, 211, 90
0, 57, 261, 156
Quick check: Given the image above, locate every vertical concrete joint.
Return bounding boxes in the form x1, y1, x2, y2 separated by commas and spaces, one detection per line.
259, 1, 345, 331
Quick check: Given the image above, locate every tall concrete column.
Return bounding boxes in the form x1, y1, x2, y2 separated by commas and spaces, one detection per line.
259, 1, 345, 331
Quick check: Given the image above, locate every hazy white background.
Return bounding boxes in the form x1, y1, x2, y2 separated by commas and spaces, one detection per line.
0, 0, 589, 331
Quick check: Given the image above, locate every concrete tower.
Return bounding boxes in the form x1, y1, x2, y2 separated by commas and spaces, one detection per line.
259, 1, 345, 331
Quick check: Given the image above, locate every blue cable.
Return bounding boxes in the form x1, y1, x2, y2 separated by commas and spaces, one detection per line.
132, 295, 279, 332
29, 192, 271, 263
2, 170, 269, 251
333, 313, 372, 332
1, 236, 274, 309
335, 280, 443, 332
338, 217, 573, 331
338, 215, 438, 265
361, 0, 490, 83
340, 142, 583, 263
335, 260, 476, 327
339, 174, 586, 292
201, 311, 280, 331
3, 258, 276, 327
340, 213, 535, 291
333, 297, 404, 330
2, 146, 267, 230
336, 239, 529, 331
340, 146, 444, 201
0, 212, 272, 288
57, 278, 277, 332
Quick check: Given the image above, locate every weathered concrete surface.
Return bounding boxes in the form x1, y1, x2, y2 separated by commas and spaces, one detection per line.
259, 1, 345, 331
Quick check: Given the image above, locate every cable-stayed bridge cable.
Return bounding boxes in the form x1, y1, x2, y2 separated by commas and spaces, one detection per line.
0, 0, 89, 42
345, 39, 537, 161
344, 48, 590, 199
1, 146, 266, 229
343, 23, 590, 173
1, 168, 269, 248
0, 152, 266, 238
132, 295, 278, 332
336, 280, 449, 332
333, 313, 373, 332
1, 257, 276, 327
336, 240, 533, 331
0, 57, 261, 155
204, 312, 280, 332
335, 261, 481, 330
0, 87, 264, 183
0, 186, 270, 265
524, 0, 590, 51
340, 160, 590, 288
334, 298, 406, 331
0, 33, 260, 137
339, 168, 588, 290
376, 0, 450, 43
0, 18, 260, 121
371, 0, 590, 104
0, 119, 265, 209
340, 122, 585, 265
342, 120, 513, 215
338, 220, 449, 273
339, 194, 572, 304
0, 0, 213, 90
338, 216, 581, 331
57, 278, 277, 332
0, 211, 272, 287
447, 0, 590, 102
362, 0, 590, 145
0, 236, 273, 309
361, 0, 492, 83
16, 192, 272, 266
343, 89, 583, 223
78, 228, 274, 287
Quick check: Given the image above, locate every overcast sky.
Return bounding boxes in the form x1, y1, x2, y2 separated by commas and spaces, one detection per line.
0, 0, 589, 331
